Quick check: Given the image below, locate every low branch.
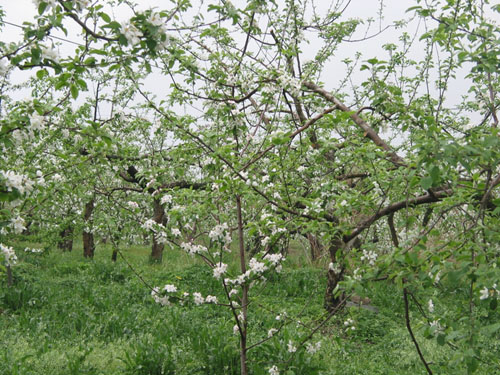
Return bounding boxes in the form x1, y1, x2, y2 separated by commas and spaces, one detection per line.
345, 189, 453, 242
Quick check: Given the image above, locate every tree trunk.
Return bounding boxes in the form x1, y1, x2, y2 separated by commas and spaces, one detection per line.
151, 198, 166, 262
307, 233, 323, 261
111, 248, 118, 262
58, 226, 74, 252
236, 196, 248, 375
6, 265, 13, 287
324, 236, 346, 311
324, 236, 363, 311
83, 199, 95, 258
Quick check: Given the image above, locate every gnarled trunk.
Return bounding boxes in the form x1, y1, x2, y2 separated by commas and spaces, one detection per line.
324, 236, 363, 311
83, 200, 95, 258
324, 236, 346, 311
151, 198, 166, 262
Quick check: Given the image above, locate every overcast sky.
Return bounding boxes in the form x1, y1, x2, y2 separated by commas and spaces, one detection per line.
1, 0, 422, 95
0, 0, 481, 122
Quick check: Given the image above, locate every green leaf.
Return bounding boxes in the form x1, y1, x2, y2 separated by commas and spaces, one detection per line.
436, 333, 446, 346
481, 322, 500, 335
466, 356, 479, 373
106, 21, 122, 30
420, 175, 433, 190
430, 166, 440, 183
70, 84, 79, 99
38, 1, 48, 15
490, 298, 498, 310
99, 12, 111, 23
36, 69, 48, 79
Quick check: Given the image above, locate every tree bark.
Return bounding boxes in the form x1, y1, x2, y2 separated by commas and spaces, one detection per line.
6, 265, 13, 287
58, 226, 74, 252
324, 236, 345, 311
83, 199, 95, 258
151, 198, 166, 262
236, 196, 248, 375
307, 233, 323, 261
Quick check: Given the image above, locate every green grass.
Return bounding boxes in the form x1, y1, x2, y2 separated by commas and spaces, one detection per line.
0, 243, 498, 374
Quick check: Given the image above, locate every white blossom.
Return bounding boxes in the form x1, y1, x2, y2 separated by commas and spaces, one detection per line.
267, 328, 277, 338
171, 228, 181, 237
163, 284, 177, 293
121, 21, 143, 45
25, 247, 43, 254
1, 243, 17, 266
360, 249, 378, 266
430, 320, 442, 330
249, 258, 267, 274
193, 292, 205, 305
127, 201, 139, 209
142, 219, 156, 231
40, 45, 59, 62
209, 223, 229, 242
287, 340, 297, 353
428, 299, 434, 313
213, 262, 228, 279
205, 295, 218, 304
306, 341, 321, 354
328, 262, 341, 274
29, 112, 45, 131
268, 365, 280, 375
151, 287, 170, 306
160, 194, 172, 205
480, 286, 490, 300
148, 12, 164, 27
344, 318, 355, 330
11, 216, 26, 234
263, 253, 284, 266
1, 171, 35, 194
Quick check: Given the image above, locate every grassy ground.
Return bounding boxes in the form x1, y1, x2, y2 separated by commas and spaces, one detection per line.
0, 242, 495, 374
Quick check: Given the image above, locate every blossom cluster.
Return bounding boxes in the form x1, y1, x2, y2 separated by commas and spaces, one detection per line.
180, 241, 208, 255
213, 262, 228, 279
479, 284, 499, 300
328, 262, 341, 274
344, 318, 356, 331
208, 223, 231, 246
151, 284, 218, 306
24, 247, 44, 254
306, 340, 322, 354
0, 243, 17, 266
121, 22, 143, 46
223, 253, 284, 286
360, 249, 378, 266
127, 201, 139, 209
11, 216, 26, 234
276, 69, 301, 97
40, 45, 59, 62
1, 171, 35, 194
